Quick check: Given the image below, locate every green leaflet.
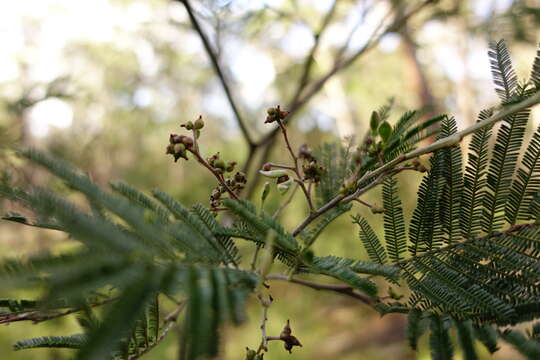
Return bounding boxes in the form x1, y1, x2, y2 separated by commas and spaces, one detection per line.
382, 176, 407, 262
13, 334, 87, 350
429, 315, 453, 360
308, 256, 379, 297
222, 199, 298, 252
500, 329, 540, 360
461, 109, 493, 236
353, 215, 387, 265
454, 319, 478, 360
406, 308, 426, 350
506, 123, 540, 223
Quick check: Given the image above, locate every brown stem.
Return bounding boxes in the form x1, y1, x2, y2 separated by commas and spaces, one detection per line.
277, 119, 314, 212
0, 297, 117, 325
188, 149, 240, 200
266, 274, 373, 305
291, 92, 540, 236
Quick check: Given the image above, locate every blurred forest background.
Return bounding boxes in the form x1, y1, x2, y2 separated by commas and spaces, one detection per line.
0, 0, 539, 359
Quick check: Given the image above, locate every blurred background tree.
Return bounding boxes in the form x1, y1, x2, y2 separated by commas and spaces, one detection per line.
0, 0, 538, 359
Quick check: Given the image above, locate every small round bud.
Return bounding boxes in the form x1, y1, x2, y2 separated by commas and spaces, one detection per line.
211, 188, 221, 200
262, 163, 272, 171
279, 110, 289, 119
234, 171, 247, 183
298, 144, 313, 160
265, 114, 276, 123
173, 143, 186, 154
181, 121, 193, 130
194, 116, 204, 130
214, 159, 225, 170
365, 136, 374, 145
371, 204, 384, 214
226, 161, 237, 172
179, 135, 194, 148
267, 107, 276, 115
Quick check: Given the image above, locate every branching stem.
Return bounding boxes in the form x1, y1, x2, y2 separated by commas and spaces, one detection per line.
276, 119, 314, 212
291, 92, 540, 236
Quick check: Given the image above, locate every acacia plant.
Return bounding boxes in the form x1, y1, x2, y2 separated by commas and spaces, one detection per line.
1, 40, 540, 359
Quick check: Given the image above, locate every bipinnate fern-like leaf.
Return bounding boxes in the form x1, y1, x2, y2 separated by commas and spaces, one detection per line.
382, 176, 407, 262
308, 256, 378, 297
461, 109, 494, 236
454, 319, 478, 360
438, 116, 463, 245
409, 130, 445, 256
191, 203, 241, 265
300, 204, 351, 247
488, 40, 518, 101
77, 270, 165, 360
352, 215, 387, 265
482, 41, 531, 232
181, 266, 256, 360
506, 123, 540, 223
473, 324, 499, 354
406, 308, 426, 350
429, 315, 453, 360
13, 334, 88, 350
315, 141, 355, 205
222, 199, 298, 253
152, 189, 235, 265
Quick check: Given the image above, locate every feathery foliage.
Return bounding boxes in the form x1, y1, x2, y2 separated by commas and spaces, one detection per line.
1, 40, 539, 360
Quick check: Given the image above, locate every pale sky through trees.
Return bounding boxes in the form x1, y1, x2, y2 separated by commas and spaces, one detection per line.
0, 0, 528, 138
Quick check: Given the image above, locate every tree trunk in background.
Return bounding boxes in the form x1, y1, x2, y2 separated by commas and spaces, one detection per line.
400, 26, 437, 119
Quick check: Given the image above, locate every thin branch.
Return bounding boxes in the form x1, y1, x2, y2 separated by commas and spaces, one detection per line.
0, 297, 117, 325
256, 293, 273, 354
291, 91, 540, 236
276, 119, 314, 211
179, 0, 255, 147
289, 0, 338, 106
257, 0, 435, 148
188, 149, 240, 200
245, 1, 436, 198
266, 274, 373, 305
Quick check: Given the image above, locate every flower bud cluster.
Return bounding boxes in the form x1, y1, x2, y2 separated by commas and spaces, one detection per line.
297, 144, 326, 183
265, 105, 289, 123
180, 115, 205, 131
166, 134, 194, 162
208, 153, 247, 210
